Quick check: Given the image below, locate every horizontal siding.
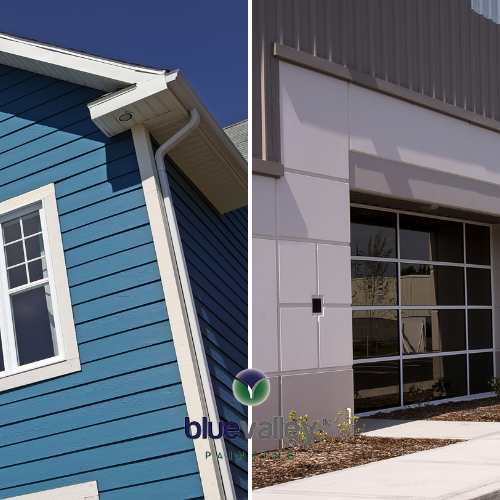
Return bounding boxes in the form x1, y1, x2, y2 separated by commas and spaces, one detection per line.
166, 159, 248, 500
0, 65, 203, 499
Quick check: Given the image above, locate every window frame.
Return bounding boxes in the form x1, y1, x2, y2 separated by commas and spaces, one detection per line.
351, 203, 494, 411
0, 184, 80, 392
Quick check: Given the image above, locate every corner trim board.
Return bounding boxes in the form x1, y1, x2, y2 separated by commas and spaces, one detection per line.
131, 123, 226, 500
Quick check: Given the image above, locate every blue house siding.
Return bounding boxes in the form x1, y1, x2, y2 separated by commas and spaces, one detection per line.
0, 65, 204, 499
166, 159, 248, 500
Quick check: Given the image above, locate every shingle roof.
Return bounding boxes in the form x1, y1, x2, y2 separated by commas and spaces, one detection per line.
224, 120, 248, 162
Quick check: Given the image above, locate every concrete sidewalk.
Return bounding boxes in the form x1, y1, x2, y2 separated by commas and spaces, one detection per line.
360, 418, 500, 440
253, 423, 500, 499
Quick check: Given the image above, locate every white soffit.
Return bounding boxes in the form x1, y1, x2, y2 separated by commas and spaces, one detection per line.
88, 71, 248, 214
0, 31, 247, 214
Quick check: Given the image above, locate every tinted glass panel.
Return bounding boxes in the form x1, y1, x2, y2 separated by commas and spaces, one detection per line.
22, 213, 41, 237
8, 265, 27, 289
469, 352, 494, 395
11, 285, 56, 366
3, 219, 21, 244
354, 360, 400, 413
351, 207, 397, 258
402, 309, 465, 354
5, 241, 24, 267
400, 215, 463, 263
466, 224, 490, 265
353, 310, 399, 359
468, 309, 493, 350
351, 260, 398, 306
403, 354, 467, 404
467, 268, 492, 306
401, 264, 464, 306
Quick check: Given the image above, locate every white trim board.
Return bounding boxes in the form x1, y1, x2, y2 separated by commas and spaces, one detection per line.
131, 123, 229, 500
2, 481, 99, 500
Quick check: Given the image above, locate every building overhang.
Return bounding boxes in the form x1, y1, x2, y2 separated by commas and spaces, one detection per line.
0, 32, 247, 214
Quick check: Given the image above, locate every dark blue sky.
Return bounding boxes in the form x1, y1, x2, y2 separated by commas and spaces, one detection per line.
0, 0, 248, 128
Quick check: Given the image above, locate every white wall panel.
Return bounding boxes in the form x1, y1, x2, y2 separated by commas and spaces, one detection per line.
253, 238, 279, 372
280, 61, 349, 179
350, 84, 500, 187
279, 240, 317, 303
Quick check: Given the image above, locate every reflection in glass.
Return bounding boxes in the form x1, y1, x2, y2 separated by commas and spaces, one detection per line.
22, 213, 41, 237
5, 241, 24, 267
402, 310, 465, 354
400, 264, 464, 306
403, 354, 467, 404
467, 268, 492, 306
400, 214, 463, 263
468, 310, 493, 350
2, 219, 21, 244
466, 224, 490, 265
11, 284, 57, 366
350, 207, 397, 258
469, 353, 493, 394
8, 265, 27, 289
353, 310, 399, 359
354, 360, 400, 413
351, 260, 398, 306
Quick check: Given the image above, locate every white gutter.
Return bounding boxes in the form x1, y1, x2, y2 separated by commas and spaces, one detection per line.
154, 108, 236, 500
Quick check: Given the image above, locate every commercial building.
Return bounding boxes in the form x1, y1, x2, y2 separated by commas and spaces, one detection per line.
253, 0, 499, 451
0, 33, 247, 500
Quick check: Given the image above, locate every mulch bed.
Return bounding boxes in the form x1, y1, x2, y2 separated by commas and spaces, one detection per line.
252, 435, 459, 490
369, 396, 500, 421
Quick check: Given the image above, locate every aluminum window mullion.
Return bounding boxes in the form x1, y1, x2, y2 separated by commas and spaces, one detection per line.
397, 212, 403, 407
351, 203, 495, 411
350, 202, 493, 227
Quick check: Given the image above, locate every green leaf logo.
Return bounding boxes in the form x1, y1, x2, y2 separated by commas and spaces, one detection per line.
232, 369, 270, 406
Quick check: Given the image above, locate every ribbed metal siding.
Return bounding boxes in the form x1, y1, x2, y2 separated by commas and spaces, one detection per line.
254, 0, 500, 162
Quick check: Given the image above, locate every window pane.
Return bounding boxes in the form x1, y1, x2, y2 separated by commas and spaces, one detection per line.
469, 352, 493, 395
350, 207, 397, 258
402, 310, 465, 354
11, 284, 56, 366
401, 264, 464, 306
400, 214, 463, 263
22, 213, 41, 237
467, 268, 492, 306
403, 354, 467, 404
8, 265, 27, 289
351, 260, 398, 306
24, 234, 43, 261
354, 360, 400, 413
28, 258, 47, 282
466, 224, 490, 265
468, 309, 493, 350
5, 241, 25, 267
3, 219, 21, 244
353, 310, 399, 359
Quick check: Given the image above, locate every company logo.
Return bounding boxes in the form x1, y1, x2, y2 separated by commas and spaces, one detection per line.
232, 368, 270, 406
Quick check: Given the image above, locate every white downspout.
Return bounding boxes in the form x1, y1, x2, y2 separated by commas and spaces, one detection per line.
154, 108, 236, 500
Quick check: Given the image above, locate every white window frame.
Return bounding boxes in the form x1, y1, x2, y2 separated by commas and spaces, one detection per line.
2, 481, 99, 500
0, 184, 80, 392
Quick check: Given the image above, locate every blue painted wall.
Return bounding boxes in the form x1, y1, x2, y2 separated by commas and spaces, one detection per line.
0, 65, 204, 499
166, 159, 248, 499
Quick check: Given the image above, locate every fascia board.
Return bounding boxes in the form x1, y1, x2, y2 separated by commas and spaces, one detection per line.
87, 75, 170, 120
0, 32, 164, 86
88, 70, 248, 186
167, 72, 248, 183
